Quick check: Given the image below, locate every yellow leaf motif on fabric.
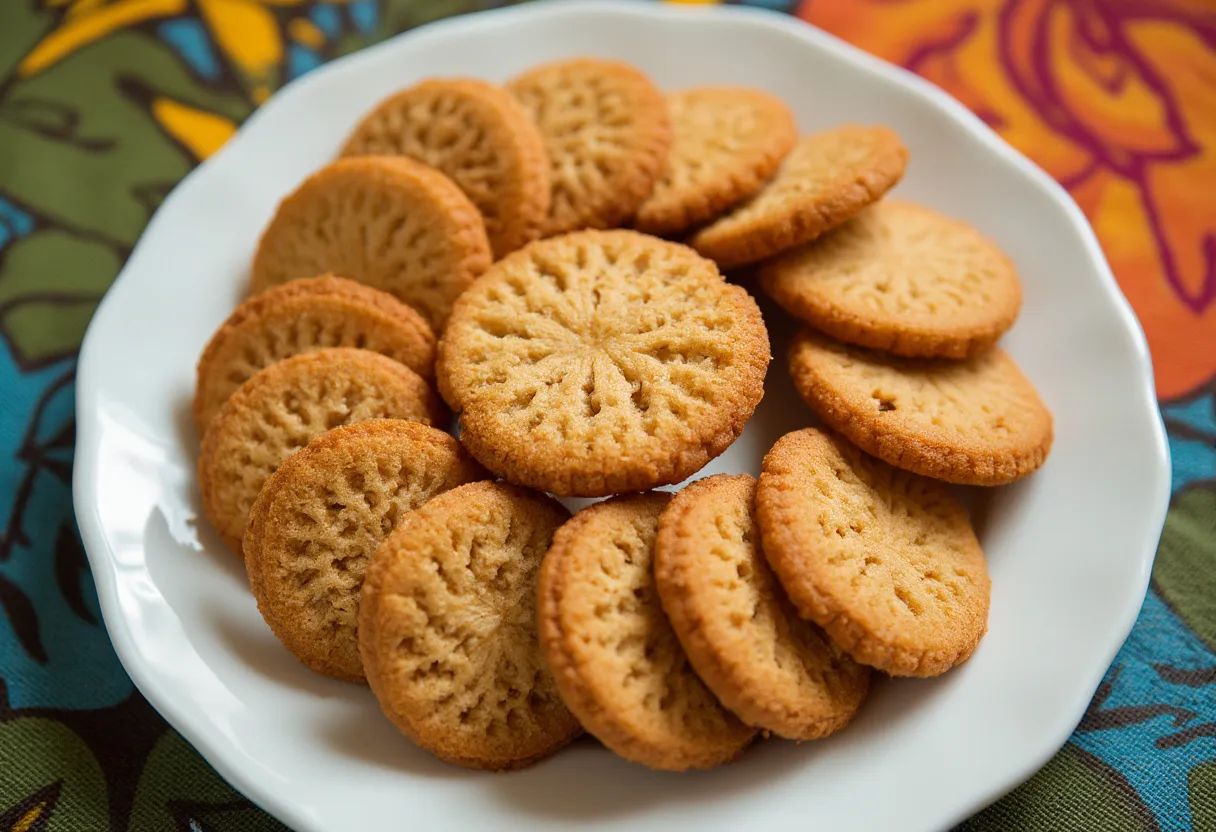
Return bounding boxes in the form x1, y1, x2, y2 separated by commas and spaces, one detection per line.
20, 0, 188, 76
11, 803, 46, 832
288, 17, 327, 50
197, 0, 283, 103
152, 98, 238, 159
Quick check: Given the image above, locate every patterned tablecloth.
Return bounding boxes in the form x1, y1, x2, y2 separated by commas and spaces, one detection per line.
0, 0, 1212, 829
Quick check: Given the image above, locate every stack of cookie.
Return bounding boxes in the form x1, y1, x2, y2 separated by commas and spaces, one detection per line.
190, 56, 1052, 775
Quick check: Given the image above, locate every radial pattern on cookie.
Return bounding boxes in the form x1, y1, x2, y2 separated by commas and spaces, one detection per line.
438, 230, 769, 496
760, 202, 1021, 358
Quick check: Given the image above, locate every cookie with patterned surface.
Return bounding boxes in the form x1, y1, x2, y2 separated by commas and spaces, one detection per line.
437, 230, 770, 497
539, 492, 756, 770
198, 348, 442, 556
508, 58, 670, 235
358, 481, 580, 770
655, 474, 871, 739
194, 275, 436, 433
788, 328, 1053, 485
250, 156, 491, 330
244, 420, 484, 682
757, 429, 991, 677
634, 87, 798, 237
759, 201, 1021, 358
690, 125, 907, 270
341, 78, 550, 259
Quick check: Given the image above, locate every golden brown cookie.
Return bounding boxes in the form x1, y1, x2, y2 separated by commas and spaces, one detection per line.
655, 474, 870, 739
634, 87, 797, 237
759, 202, 1022, 359
690, 125, 908, 270
508, 58, 670, 235
757, 429, 991, 677
341, 78, 550, 259
250, 156, 491, 330
359, 481, 580, 770
788, 328, 1053, 485
437, 230, 769, 497
199, 348, 443, 555
194, 275, 436, 433
539, 492, 756, 770
244, 420, 484, 682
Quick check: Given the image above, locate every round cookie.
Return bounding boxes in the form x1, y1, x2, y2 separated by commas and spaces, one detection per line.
341, 78, 550, 259
437, 230, 769, 497
634, 87, 798, 237
788, 328, 1053, 486
250, 156, 491, 330
759, 202, 1022, 359
655, 474, 870, 739
359, 481, 580, 770
508, 58, 670, 236
199, 348, 444, 555
690, 125, 908, 270
194, 275, 436, 433
244, 420, 484, 682
539, 492, 756, 770
756, 429, 991, 677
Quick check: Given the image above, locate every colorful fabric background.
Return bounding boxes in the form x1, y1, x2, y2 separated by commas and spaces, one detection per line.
0, 0, 1212, 829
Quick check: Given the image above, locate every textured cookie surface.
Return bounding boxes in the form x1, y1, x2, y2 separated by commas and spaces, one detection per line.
199, 349, 442, 555
760, 202, 1021, 358
655, 474, 870, 739
539, 492, 755, 770
194, 275, 436, 432
341, 78, 550, 259
634, 87, 797, 237
788, 329, 1053, 485
250, 156, 491, 330
756, 429, 991, 677
437, 230, 769, 496
509, 58, 670, 235
359, 481, 579, 770
243, 420, 484, 682
691, 126, 907, 270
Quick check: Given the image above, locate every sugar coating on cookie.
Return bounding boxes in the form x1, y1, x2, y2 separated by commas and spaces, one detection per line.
788, 328, 1053, 486
437, 230, 769, 497
655, 474, 870, 739
509, 58, 670, 236
634, 87, 797, 237
199, 348, 443, 555
250, 156, 491, 330
244, 420, 484, 682
691, 125, 907, 270
760, 202, 1022, 359
341, 78, 550, 259
359, 481, 580, 770
539, 492, 756, 770
194, 275, 436, 433
757, 429, 991, 677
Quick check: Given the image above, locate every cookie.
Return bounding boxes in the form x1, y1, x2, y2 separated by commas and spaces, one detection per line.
654, 474, 870, 739
250, 156, 491, 330
690, 125, 908, 270
788, 328, 1053, 485
508, 58, 670, 236
437, 230, 769, 497
759, 202, 1022, 359
634, 87, 798, 237
341, 78, 550, 259
244, 420, 484, 682
359, 481, 580, 770
756, 429, 991, 677
194, 275, 436, 433
199, 348, 443, 555
539, 492, 756, 770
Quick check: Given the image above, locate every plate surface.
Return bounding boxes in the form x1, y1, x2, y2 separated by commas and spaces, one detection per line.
73, 3, 1171, 830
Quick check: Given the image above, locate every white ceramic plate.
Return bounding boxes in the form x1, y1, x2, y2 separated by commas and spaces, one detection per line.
73, 2, 1171, 830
